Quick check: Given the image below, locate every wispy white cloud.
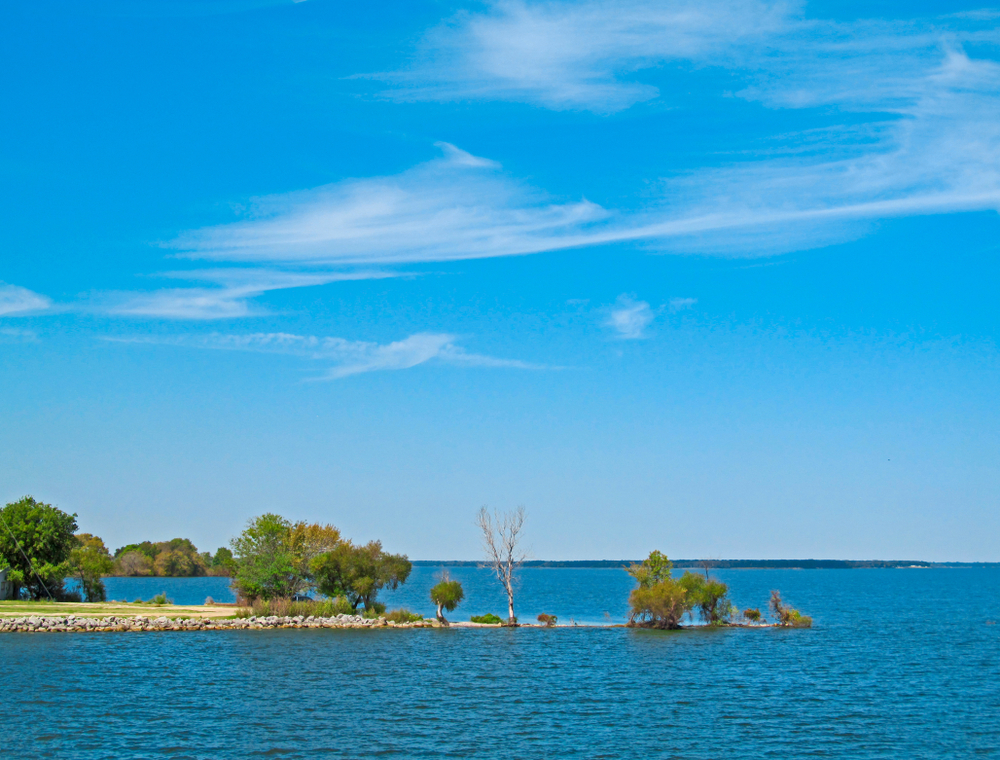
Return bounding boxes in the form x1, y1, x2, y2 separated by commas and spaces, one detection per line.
107, 269, 398, 319
0, 283, 51, 316
159, 7, 1000, 277
669, 297, 697, 312
384, 0, 796, 112
108, 330, 546, 378
388, 0, 1000, 113
606, 294, 656, 339
167, 143, 607, 267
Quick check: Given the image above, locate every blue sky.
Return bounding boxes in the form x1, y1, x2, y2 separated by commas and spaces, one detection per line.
2, 0, 998, 560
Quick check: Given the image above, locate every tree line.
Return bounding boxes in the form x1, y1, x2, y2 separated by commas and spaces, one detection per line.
114, 540, 232, 578
0, 496, 232, 602
1, 496, 811, 628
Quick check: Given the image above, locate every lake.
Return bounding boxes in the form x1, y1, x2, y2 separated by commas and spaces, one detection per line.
8, 567, 1000, 758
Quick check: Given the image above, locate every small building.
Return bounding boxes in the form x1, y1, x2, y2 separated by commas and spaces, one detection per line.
0, 568, 14, 600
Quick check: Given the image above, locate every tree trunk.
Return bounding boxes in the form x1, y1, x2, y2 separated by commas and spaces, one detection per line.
506, 582, 515, 625
436, 602, 449, 626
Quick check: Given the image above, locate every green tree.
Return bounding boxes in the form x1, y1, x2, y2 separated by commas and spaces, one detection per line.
678, 573, 734, 626
429, 571, 464, 624
115, 550, 153, 576
69, 533, 114, 602
311, 540, 412, 612
229, 513, 299, 601
114, 541, 157, 560
209, 546, 235, 576
626, 551, 694, 629
154, 549, 204, 577
627, 549, 672, 587
0, 496, 78, 600
152, 539, 207, 576
287, 521, 342, 594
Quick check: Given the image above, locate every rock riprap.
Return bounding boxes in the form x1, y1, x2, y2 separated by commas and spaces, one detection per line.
0, 614, 435, 633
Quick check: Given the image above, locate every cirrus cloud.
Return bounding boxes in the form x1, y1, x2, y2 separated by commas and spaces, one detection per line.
0, 283, 51, 316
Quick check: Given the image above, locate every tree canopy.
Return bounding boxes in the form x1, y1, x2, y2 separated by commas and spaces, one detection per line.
627, 552, 743, 628
429, 571, 464, 624
228, 515, 353, 602
0, 496, 78, 600
112, 538, 220, 577
70, 533, 114, 602
229, 513, 300, 601
311, 540, 412, 612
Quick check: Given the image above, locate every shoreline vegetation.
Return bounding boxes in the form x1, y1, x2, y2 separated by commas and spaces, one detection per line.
2, 496, 825, 633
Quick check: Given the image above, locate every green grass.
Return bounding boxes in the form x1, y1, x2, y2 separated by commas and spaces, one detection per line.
0, 599, 234, 619
470, 613, 504, 625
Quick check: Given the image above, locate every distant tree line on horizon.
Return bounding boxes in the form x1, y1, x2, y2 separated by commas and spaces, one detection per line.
113, 540, 233, 578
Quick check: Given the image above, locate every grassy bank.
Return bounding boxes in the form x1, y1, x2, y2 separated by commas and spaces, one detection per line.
0, 600, 236, 619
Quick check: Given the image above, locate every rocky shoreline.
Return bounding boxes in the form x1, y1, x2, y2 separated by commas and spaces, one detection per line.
0, 613, 442, 633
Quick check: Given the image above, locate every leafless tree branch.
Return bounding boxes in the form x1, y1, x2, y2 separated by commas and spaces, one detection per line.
476, 505, 526, 625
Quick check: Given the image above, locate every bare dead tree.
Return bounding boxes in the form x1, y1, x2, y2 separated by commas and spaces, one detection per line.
476, 505, 527, 626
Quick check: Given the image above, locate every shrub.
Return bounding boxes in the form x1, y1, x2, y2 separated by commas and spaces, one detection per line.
149, 593, 171, 605
429, 572, 464, 624
470, 613, 503, 624
744, 608, 762, 623
629, 579, 689, 629
204, 596, 215, 605
769, 590, 812, 628
784, 609, 813, 627
361, 602, 387, 619
537, 613, 557, 627
385, 608, 423, 623
234, 595, 357, 619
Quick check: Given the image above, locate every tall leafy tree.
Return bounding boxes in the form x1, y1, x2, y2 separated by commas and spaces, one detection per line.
311, 541, 412, 612
0, 496, 78, 600
287, 521, 341, 594
229, 513, 299, 601
69, 534, 114, 602
210, 547, 235, 576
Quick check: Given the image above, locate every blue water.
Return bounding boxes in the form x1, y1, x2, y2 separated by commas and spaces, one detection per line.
7, 568, 1000, 758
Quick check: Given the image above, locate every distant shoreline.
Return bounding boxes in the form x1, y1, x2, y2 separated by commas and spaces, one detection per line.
413, 559, 1000, 569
